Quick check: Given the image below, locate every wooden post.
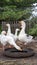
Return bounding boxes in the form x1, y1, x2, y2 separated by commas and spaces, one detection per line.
2, 21, 6, 31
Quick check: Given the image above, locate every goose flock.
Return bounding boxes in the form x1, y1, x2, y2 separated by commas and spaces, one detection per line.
0, 21, 33, 51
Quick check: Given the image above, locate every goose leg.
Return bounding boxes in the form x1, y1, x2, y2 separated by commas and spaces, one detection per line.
24, 43, 27, 45
9, 45, 13, 48
3, 46, 5, 51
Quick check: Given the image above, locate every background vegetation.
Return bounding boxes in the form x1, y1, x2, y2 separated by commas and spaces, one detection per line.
0, 0, 37, 36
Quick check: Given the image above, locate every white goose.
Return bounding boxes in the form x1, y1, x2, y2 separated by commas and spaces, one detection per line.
18, 21, 33, 45
6, 35, 22, 51
0, 31, 22, 51
6, 23, 19, 41
0, 31, 8, 50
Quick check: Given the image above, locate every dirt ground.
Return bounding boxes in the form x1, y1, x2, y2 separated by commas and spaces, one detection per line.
0, 40, 37, 65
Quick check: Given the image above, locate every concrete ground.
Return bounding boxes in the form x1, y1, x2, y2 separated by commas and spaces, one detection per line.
0, 40, 37, 65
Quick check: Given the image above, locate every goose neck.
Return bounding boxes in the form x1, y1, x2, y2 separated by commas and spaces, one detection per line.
7, 25, 11, 34
20, 28, 25, 34
15, 30, 18, 36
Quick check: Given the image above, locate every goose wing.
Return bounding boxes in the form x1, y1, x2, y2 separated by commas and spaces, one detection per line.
7, 36, 22, 51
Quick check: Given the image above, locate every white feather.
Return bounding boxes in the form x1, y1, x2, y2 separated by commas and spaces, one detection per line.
6, 24, 19, 41
18, 21, 33, 44
0, 31, 22, 51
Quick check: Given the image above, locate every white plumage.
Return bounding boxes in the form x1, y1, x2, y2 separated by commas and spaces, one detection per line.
6, 35, 22, 51
6, 23, 19, 41
0, 31, 22, 51
18, 21, 33, 45
0, 31, 8, 50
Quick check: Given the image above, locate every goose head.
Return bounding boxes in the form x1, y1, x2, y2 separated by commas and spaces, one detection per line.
1, 31, 6, 35
6, 23, 10, 27
15, 28, 20, 31
19, 21, 26, 29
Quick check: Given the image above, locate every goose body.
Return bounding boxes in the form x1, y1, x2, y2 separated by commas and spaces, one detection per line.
6, 24, 19, 41
0, 31, 22, 51
18, 21, 33, 44
6, 35, 22, 51
0, 31, 8, 50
